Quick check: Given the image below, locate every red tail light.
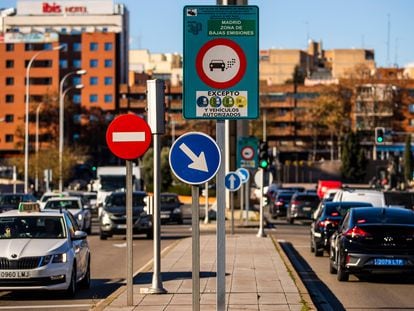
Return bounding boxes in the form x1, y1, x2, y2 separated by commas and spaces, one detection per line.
318, 219, 339, 228
344, 226, 370, 238
276, 201, 284, 206
291, 200, 299, 206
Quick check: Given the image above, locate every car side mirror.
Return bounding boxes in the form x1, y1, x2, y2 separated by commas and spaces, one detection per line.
73, 230, 87, 240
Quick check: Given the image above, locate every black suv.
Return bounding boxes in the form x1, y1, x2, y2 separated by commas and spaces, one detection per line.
160, 193, 184, 224
269, 191, 296, 219
287, 192, 320, 224
99, 191, 153, 240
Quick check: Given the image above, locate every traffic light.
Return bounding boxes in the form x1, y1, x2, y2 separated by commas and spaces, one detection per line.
258, 140, 269, 169
375, 127, 385, 144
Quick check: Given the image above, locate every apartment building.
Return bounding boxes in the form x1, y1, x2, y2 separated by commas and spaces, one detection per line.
0, 0, 128, 156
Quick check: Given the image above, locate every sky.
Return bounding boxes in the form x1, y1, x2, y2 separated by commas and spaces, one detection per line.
1, 0, 413, 68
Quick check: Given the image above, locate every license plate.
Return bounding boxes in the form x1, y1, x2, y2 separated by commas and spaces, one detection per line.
0, 271, 31, 278
303, 207, 311, 211
373, 258, 405, 266
160, 214, 170, 219
117, 224, 127, 229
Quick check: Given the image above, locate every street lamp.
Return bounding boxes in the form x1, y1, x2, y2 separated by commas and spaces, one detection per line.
59, 71, 86, 192
24, 44, 64, 193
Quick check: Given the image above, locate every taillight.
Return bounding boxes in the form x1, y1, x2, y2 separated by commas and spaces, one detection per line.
318, 219, 339, 228
344, 226, 370, 238
276, 201, 283, 206
291, 200, 299, 206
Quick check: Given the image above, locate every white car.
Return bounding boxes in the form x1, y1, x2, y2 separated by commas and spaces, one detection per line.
43, 197, 92, 234
0, 203, 91, 296
37, 192, 69, 209
332, 188, 386, 207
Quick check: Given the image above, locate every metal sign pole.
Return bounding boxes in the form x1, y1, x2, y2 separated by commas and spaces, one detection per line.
150, 133, 166, 293
204, 182, 209, 224
257, 168, 266, 237
126, 160, 133, 305
240, 183, 244, 221
230, 191, 234, 235
245, 181, 249, 225
192, 186, 200, 311
216, 120, 226, 311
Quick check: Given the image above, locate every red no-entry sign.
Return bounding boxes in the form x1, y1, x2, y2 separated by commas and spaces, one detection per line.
106, 114, 152, 160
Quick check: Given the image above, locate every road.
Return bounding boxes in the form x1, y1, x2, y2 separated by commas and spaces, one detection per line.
268, 217, 414, 310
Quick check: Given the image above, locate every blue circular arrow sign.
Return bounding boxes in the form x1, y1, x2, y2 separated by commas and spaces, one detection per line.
225, 171, 242, 192
169, 132, 221, 185
236, 167, 250, 184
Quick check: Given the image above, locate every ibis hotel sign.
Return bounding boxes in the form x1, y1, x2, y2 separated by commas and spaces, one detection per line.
183, 6, 259, 120
17, 0, 114, 15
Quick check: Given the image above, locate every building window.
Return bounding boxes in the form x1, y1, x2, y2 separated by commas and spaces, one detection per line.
5, 95, 14, 103
5, 115, 14, 122
90, 59, 98, 67
61, 28, 67, 34
73, 76, 81, 85
409, 104, 414, 113
73, 94, 81, 104
5, 135, 14, 143
6, 44, 14, 51
44, 43, 53, 50
104, 59, 113, 68
59, 59, 68, 68
104, 42, 113, 51
104, 94, 113, 103
6, 77, 14, 85
104, 77, 113, 85
102, 27, 108, 32
90, 42, 98, 51
410, 119, 414, 127
90, 77, 98, 85
73, 43, 81, 52
73, 59, 81, 68
6, 60, 14, 68
90, 94, 98, 103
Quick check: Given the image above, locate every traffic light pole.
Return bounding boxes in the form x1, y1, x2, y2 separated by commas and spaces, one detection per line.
256, 168, 266, 238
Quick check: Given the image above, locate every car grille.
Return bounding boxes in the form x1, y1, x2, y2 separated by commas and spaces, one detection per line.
0, 257, 42, 270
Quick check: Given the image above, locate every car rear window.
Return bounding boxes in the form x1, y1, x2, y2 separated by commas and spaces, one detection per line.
353, 208, 414, 225
295, 195, 320, 202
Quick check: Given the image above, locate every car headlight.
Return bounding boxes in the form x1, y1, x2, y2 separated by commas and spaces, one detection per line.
173, 207, 181, 214
101, 211, 111, 224
77, 213, 83, 221
42, 253, 67, 265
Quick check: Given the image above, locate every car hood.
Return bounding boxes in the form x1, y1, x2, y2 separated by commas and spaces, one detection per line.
0, 239, 68, 259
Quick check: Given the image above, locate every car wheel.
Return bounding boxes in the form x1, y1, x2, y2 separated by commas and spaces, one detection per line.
99, 231, 108, 240
287, 217, 294, 224
146, 230, 153, 239
65, 264, 77, 297
177, 218, 183, 225
337, 254, 349, 282
79, 257, 91, 289
315, 248, 324, 257
329, 259, 337, 274
85, 225, 92, 235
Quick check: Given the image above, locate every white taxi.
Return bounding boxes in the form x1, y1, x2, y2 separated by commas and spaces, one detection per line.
0, 203, 90, 296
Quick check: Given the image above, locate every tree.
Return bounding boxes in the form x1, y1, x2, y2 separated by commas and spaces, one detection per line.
404, 135, 413, 183
141, 147, 173, 193
340, 131, 367, 182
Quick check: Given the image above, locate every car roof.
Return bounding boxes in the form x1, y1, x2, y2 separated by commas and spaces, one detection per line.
0, 208, 65, 217
324, 201, 373, 207
45, 196, 81, 201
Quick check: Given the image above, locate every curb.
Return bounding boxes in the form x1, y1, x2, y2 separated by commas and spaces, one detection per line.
270, 235, 317, 311
91, 238, 182, 311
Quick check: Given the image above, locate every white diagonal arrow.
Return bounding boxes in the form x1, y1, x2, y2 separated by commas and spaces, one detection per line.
179, 143, 209, 172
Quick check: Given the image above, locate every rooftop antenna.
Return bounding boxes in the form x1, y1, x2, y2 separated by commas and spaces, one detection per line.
394, 37, 399, 68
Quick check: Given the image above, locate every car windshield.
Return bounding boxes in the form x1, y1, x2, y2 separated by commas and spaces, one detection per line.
106, 193, 146, 207
161, 196, 179, 204
45, 200, 80, 210
0, 216, 65, 239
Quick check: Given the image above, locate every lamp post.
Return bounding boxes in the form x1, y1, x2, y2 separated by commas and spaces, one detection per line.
35, 103, 42, 193
59, 72, 86, 192
25, 44, 64, 193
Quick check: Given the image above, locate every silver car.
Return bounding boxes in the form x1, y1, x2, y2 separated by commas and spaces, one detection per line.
0, 203, 91, 296
43, 197, 92, 234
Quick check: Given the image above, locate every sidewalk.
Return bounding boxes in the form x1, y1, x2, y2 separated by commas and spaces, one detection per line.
93, 224, 311, 311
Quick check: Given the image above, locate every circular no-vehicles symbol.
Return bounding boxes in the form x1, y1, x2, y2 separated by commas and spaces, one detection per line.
241, 146, 255, 161
196, 38, 246, 89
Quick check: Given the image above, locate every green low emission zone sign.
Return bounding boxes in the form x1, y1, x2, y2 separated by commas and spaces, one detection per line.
183, 5, 259, 120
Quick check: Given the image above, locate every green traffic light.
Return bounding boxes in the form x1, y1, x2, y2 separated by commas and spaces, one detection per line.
259, 159, 269, 169
377, 137, 383, 143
